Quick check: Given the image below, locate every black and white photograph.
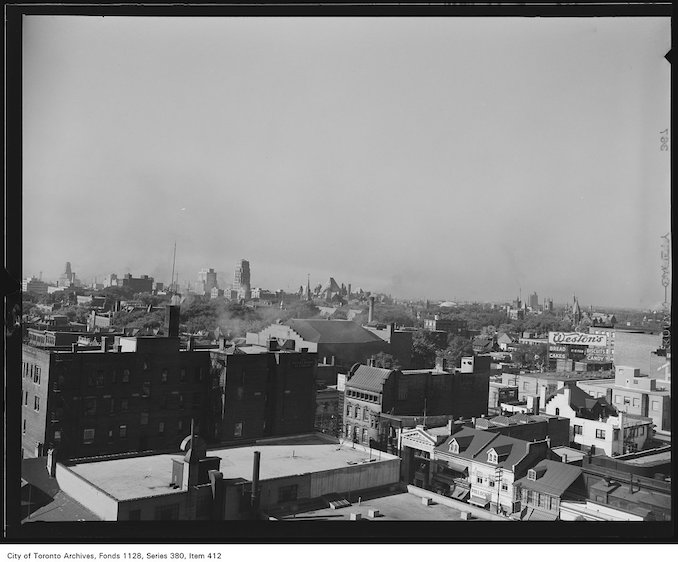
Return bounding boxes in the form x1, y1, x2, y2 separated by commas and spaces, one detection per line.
4, 1, 674, 548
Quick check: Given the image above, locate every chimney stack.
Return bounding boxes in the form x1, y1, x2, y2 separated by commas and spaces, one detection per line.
368, 296, 375, 323
164, 305, 180, 338
251, 451, 261, 512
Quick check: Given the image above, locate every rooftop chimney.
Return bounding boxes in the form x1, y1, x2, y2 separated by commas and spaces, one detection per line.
164, 305, 180, 337
251, 451, 261, 512
368, 296, 375, 323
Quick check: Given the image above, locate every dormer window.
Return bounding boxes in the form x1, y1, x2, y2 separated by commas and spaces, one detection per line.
528, 469, 537, 481
449, 440, 459, 454
488, 451, 498, 464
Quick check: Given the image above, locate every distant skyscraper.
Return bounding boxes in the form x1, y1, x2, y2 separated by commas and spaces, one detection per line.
198, 268, 218, 295
233, 259, 251, 299
59, 261, 76, 287
529, 292, 539, 309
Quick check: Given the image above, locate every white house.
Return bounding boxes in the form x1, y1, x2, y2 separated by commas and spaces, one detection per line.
544, 385, 652, 456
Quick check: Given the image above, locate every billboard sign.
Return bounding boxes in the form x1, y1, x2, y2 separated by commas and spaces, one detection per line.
548, 332, 608, 347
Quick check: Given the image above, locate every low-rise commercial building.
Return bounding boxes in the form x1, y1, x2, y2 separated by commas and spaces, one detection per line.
576, 365, 671, 433
544, 386, 653, 456
48, 433, 400, 520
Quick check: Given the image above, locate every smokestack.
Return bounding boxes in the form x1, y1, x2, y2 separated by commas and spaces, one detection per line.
164, 305, 180, 337
251, 451, 261, 512
368, 296, 375, 323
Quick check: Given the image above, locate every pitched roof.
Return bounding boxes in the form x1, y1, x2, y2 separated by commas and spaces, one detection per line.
558, 384, 613, 412
347, 364, 395, 392
514, 459, 582, 497
438, 428, 538, 471
285, 319, 384, 345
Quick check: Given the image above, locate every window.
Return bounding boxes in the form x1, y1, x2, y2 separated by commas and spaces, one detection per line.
112, 370, 119, 384
142, 381, 151, 398
108, 397, 115, 414
34, 396, 40, 412
450, 441, 459, 454
178, 394, 184, 409
143, 360, 150, 371
119, 425, 127, 438
632, 397, 640, 407
180, 368, 186, 383
501, 483, 508, 492
354, 406, 361, 419
555, 408, 560, 416
489, 480, 495, 488
95, 371, 104, 386
140, 412, 149, 425
84, 398, 97, 416
83, 428, 95, 444
107, 428, 114, 440
573, 425, 583, 435
53, 430, 61, 443
34, 366, 41, 384
362, 409, 368, 421
122, 369, 130, 383
523, 382, 529, 390
154, 504, 179, 520
24, 392, 28, 406
234, 422, 243, 437
362, 428, 368, 444
158, 422, 165, 434
23, 419, 26, 434
476, 476, 483, 484
488, 451, 498, 464
161, 369, 168, 384
121, 398, 129, 411
595, 429, 606, 440
278, 485, 298, 503
614, 395, 621, 404
346, 404, 352, 417
652, 400, 660, 411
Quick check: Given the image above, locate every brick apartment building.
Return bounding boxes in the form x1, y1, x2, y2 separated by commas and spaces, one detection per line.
21, 306, 318, 460
343, 356, 490, 452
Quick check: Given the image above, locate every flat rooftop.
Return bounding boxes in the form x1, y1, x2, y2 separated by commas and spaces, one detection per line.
275, 491, 475, 521
65, 434, 397, 502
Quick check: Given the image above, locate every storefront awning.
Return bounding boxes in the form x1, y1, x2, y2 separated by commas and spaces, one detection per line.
468, 496, 490, 508
524, 508, 558, 521
445, 460, 469, 475
451, 487, 470, 501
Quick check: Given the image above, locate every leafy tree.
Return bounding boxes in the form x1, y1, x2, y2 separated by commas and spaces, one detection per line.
441, 335, 475, 368
411, 331, 439, 369
371, 352, 401, 369
281, 300, 320, 320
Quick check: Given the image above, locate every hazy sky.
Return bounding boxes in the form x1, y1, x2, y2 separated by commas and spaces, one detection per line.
22, 16, 671, 308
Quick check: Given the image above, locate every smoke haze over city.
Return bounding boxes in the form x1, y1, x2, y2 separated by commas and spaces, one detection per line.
22, 16, 671, 308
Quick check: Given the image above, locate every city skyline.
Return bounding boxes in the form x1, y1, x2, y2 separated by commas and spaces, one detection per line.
22, 17, 671, 308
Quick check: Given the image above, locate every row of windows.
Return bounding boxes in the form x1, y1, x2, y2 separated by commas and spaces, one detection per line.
22, 363, 41, 384
80, 393, 203, 415
81, 419, 191, 444
345, 389, 379, 403
344, 425, 370, 444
